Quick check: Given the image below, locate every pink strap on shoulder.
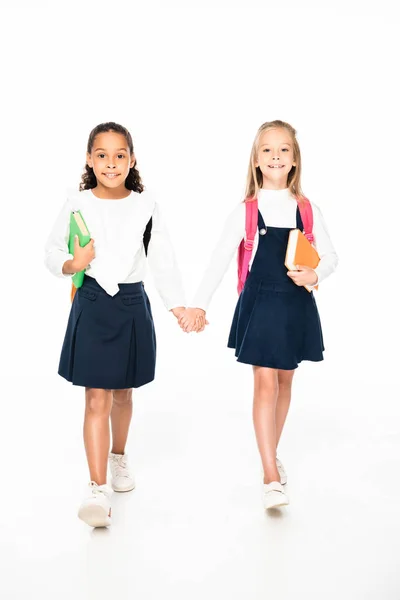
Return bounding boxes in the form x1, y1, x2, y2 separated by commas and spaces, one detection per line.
238, 198, 258, 293
297, 197, 314, 243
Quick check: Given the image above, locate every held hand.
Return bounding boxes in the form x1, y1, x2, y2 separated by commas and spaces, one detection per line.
170, 306, 186, 320
71, 236, 95, 272
178, 308, 208, 333
287, 265, 318, 287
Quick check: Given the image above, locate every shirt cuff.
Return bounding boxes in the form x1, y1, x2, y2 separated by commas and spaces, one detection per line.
45, 252, 75, 279
166, 299, 186, 311
59, 253, 75, 278
190, 297, 209, 312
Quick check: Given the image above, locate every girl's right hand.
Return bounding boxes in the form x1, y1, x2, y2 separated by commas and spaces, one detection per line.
178, 308, 208, 333
71, 236, 95, 271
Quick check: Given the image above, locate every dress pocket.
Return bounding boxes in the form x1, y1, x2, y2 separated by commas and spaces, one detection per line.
121, 293, 144, 306
79, 288, 99, 302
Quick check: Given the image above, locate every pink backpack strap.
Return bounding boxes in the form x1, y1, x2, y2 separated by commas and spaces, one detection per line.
237, 198, 258, 294
296, 197, 314, 243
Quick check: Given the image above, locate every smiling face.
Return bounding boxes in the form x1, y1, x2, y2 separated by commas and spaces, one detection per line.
86, 131, 136, 196
255, 127, 296, 190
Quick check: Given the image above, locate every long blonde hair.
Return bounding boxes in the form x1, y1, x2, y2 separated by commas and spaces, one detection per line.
245, 120, 304, 201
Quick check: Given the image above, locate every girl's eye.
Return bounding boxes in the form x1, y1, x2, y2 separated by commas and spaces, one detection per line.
282, 148, 289, 152
117, 154, 125, 159
263, 149, 270, 152
97, 154, 105, 158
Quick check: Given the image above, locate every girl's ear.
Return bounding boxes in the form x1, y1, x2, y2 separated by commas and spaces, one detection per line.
130, 153, 136, 169
86, 152, 93, 168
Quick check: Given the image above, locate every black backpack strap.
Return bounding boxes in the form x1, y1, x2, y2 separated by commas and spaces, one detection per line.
143, 217, 152, 256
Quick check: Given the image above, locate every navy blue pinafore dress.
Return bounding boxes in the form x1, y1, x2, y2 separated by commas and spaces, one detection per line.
58, 277, 156, 389
228, 208, 324, 370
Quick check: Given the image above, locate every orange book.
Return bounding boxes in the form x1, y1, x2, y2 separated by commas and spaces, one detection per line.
285, 229, 320, 292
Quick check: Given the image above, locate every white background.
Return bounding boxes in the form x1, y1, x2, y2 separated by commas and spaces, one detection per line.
1, 1, 400, 598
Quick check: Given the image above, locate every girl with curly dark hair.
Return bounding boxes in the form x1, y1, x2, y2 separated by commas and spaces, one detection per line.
79, 122, 145, 194
45, 122, 191, 528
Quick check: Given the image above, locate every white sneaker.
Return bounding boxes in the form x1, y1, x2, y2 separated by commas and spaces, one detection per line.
260, 457, 287, 485
109, 452, 135, 492
78, 482, 112, 527
276, 457, 287, 485
263, 481, 289, 509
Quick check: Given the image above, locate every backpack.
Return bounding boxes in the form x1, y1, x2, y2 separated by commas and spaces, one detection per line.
237, 197, 314, 294
70, 217, 153, 302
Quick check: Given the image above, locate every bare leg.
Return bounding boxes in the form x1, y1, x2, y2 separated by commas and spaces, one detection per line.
253, 366, 280, 484
276, 369, 295, 451
83, 388, 113, 485
110, 388, 133, 455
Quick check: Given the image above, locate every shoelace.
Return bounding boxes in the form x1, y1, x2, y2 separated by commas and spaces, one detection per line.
110, 456, 130, 478
89, 482, 110, 497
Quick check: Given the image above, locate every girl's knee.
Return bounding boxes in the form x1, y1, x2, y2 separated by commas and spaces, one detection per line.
277, 369, 295, 389
85, 388, 112, 416
254, 383, 279, 399
113, 388, 133, 406
253, 367, 279, 396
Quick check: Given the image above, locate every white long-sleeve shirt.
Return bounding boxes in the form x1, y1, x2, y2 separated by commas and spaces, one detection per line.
44, 188, 186, 310
192, 188, 338, 311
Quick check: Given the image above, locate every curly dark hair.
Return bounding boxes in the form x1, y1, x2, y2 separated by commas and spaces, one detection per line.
79, 122, 144, 193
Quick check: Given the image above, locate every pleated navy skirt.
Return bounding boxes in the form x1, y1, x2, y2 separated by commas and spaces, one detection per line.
228, 208, 324, 370
58, 276, 156, 389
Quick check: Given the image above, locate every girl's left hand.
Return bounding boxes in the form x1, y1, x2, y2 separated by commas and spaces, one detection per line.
170, 306, 186, 320
178, 308, 208, 333
287, 265, 318, 286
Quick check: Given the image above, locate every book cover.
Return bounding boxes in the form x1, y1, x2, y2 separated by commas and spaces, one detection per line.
68, 211, 91, 289
285, 229, 320, 292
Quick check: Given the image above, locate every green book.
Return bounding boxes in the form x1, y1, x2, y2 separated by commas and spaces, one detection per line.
68, 211, 91, 288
